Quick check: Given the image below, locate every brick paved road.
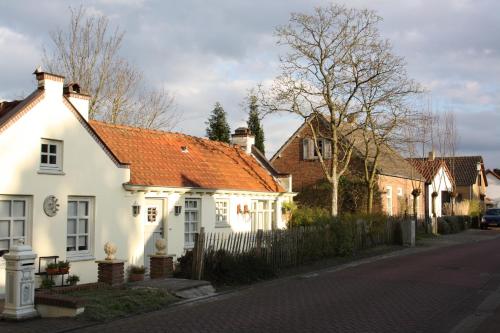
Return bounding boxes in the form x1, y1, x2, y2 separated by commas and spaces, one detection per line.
72, 232, 500, 333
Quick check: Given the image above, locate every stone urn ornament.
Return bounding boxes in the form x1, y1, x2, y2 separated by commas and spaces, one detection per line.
155, 238, 167, 255
104, 241, 117, 260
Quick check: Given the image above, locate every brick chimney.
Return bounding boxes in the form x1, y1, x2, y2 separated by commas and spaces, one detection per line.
231, 127, 255, 154
64, 83, 90, 121
33, 67, 64, 99
428, 150, 435, 161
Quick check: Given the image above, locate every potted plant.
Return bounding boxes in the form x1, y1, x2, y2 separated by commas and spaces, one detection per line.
66, 275, 80, 286
46, 262, 59, 275
58, 261, 70, 274
128, 265, 146, 282
40, 278, 55, 290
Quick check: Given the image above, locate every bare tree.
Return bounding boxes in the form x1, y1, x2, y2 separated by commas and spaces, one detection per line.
265, 5, 407, 216
43, 6, 178, 130
356, 45, 419, 213
443, 110, 459, 214
402, 105, 432, 218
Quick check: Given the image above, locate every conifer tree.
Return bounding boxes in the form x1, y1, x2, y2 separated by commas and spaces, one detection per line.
247, 95, 265, 154
206, 102, 231, 143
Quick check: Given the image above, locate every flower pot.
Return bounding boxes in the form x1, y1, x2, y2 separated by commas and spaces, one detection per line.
129, 273, 145, 282
59, 267, 69, 274
46, 268, 60, 275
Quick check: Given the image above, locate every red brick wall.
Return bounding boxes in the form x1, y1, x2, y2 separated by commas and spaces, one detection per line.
272, 121, 424, 216
272, 122, 333, 191
378, 175, 425, 217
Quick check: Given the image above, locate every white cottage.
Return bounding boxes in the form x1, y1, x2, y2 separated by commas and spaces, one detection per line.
408, 154, 454, 218
485, 170, 500, 207
0, 71, 293, 295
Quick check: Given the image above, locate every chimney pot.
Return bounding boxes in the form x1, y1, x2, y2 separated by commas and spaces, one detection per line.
428, 150, 435, 161
231, 127, 255, 154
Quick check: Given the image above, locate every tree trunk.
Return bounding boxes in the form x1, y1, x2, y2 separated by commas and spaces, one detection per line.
367, 186, 374, 214
331, 176, 339, 217
431, 196, 436, 217
413, 195, 418, 218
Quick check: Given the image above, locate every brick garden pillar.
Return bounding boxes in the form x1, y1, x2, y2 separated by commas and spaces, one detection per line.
149, 255, 174, 279
95, 260, 125, 286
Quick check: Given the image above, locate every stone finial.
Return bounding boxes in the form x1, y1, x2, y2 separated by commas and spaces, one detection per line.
155, 238, 167, 255
104, 242, 117, 260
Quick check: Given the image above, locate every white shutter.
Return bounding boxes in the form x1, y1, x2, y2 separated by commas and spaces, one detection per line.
324, 139, 332, 159
302, 138, 311, 160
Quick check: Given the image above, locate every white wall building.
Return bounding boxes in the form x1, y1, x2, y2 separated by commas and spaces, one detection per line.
408, 156, 454, 218
485, 170, 500, 207
0, 71, 293, 295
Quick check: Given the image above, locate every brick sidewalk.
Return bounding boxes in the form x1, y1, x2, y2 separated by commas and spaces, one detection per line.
74, 231, 500, 332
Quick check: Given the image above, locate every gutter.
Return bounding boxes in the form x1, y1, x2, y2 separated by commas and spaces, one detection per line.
122, 183, 296, 198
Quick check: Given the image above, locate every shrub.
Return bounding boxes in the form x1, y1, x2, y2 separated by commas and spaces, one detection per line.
288, 206, 330, 228
66, 275, 80, 286
40, 278, 55, 289
330, 219, 354, 256
128, 265, 146, 274
203, 249, 275, 285
469, 200, 482, 217
443, 201, 471, 216
438, 218, 451, 234
392, 220, 403, 245
174, 250, 193, 279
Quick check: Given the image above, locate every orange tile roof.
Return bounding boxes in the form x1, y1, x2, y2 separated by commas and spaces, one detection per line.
89, 121, 285, 193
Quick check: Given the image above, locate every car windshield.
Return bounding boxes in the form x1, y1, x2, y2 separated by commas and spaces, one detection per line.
486, 209, 500, 216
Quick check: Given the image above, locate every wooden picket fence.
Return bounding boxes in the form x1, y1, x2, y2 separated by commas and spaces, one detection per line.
191, 217, 405, 280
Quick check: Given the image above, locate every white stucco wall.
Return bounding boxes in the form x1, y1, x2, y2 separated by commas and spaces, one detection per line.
486, 174, 500, 207
0, 82, 141, 294
427, 166, 453, 217
141, 190, 289, 260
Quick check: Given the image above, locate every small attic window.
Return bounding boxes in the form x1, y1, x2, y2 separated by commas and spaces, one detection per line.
39, 139, 63, 174
181, 146, 188, 153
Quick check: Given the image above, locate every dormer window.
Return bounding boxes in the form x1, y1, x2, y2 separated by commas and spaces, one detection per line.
40, 139, 63, 173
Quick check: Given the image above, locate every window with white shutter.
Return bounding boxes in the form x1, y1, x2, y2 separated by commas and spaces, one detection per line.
323, 139, 332, 159
302, 138, 311, 160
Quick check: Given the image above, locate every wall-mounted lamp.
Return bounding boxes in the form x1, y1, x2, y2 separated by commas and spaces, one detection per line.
175, 205, 182, 216
132, 201, 141, 217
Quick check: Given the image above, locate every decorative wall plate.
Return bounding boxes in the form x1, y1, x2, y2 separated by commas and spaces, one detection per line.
43, 195, 59, 217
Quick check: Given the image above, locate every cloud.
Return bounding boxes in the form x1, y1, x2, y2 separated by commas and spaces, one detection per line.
0, 0, 499, 167
0, 27, 41, 99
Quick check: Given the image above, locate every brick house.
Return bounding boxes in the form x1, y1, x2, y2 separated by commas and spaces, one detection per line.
270, 116, 425, 216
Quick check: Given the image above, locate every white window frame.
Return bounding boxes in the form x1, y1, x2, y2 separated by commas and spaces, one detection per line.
184, 198, 201, 249
0, 195, 32, 254
250, 200, 274, 231
397, 188, 403, 197
66, 197, 94, 261
215, 199, 230, 228
39, 139, 63, 173
386, 186, 393, 216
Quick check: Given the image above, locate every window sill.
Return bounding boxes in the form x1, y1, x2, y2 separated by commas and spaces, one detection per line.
38, 169, 65, 175
215, 224, 231, 229
67, 254, 95, 262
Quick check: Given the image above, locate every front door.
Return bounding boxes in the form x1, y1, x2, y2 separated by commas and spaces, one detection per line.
251, 200, 268, 231
144, 199, 164, 269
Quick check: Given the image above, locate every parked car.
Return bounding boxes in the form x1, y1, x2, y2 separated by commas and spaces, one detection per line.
481, 208, 500, 229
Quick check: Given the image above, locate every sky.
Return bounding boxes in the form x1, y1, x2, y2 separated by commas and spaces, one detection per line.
1, 0, 499, 167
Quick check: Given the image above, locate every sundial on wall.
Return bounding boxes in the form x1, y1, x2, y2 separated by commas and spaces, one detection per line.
43, 195, 60, 217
